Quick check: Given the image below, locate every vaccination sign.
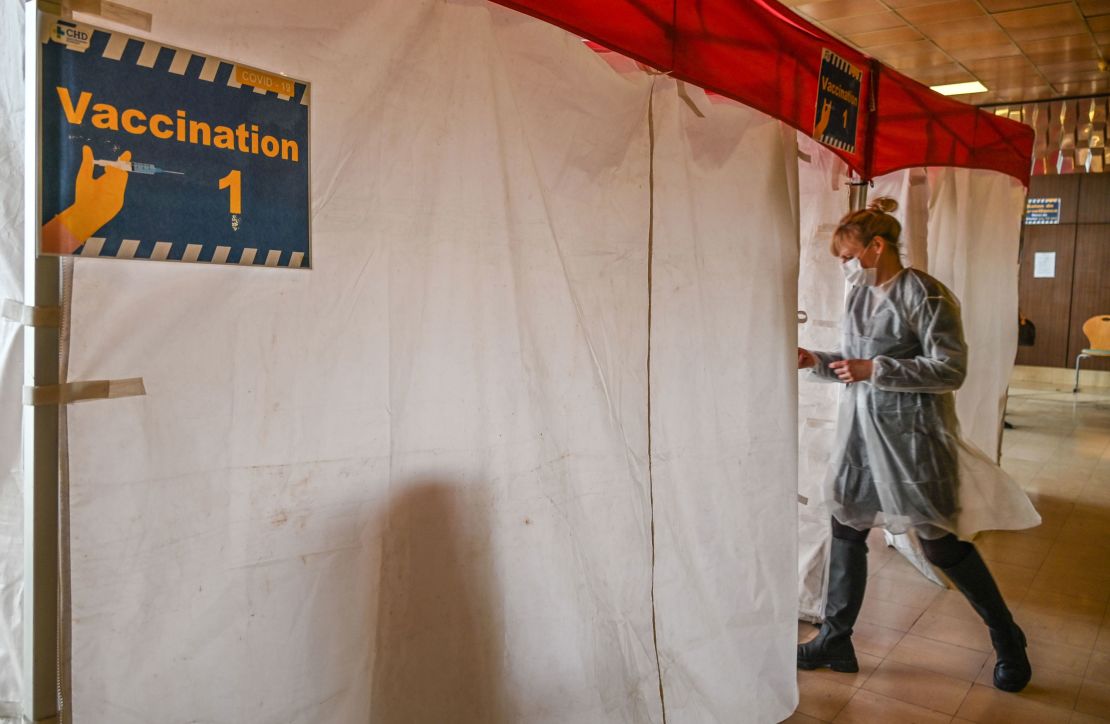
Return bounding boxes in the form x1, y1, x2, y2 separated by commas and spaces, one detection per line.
39, 17, 310, 268
813, 48, 862, 155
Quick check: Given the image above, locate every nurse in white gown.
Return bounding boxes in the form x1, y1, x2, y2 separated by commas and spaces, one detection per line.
796, 198, 1038, 693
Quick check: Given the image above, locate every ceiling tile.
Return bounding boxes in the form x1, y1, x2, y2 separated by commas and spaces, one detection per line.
902, 64, 976, 84
925, 26, 1014, 48
1026, 45, 1101, 66
967, 85, 1054, 104
785, 0, 1110, 106
994, 3, 1083, 29
979, 0, 1063, 10
876, 50, 956, 70
1018, 33, 1099, 55
1045, 68, 1110, 83
793, 0, 889, 21
966, 54, 1038, 73
1006, 20, 1092, 43
948, 43, 1024, 62
1040, 58, 1108, 74
844, 26, 924, 47
823, 11, 907, 33
885, 0, 949, 7
896, 0, 986, 23
1079, 0, 1110, 16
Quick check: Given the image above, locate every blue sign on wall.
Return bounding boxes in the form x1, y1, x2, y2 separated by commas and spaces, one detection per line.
1025, 197, 1061, 225
813, 48, 862, 155
39, 17, 311, 268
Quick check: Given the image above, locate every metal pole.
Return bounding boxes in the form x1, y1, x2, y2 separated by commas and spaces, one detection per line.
848, 179, 869, 212
23, 3, 62, 722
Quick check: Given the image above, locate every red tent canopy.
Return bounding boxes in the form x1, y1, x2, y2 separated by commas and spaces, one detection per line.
491, 0, 1034, 185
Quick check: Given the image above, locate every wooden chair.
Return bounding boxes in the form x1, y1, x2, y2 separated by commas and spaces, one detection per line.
1074, 314, 1110, 392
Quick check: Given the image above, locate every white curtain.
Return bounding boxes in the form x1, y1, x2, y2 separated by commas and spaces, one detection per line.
0, 1, 25, 720
795, 136, 849, 621
651, 85, 799, 721
927, 168, 1025, 461
5, 1, 802, 721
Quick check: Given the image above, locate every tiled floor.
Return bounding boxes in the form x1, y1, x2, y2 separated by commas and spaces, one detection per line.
788, 381, 1110, 723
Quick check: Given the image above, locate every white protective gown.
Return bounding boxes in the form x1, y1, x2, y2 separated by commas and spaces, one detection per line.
811, 267, 1040, 540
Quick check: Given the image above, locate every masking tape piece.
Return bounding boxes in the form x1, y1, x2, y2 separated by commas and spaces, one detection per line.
24, 378, 146, 406
2, 300, 61, 328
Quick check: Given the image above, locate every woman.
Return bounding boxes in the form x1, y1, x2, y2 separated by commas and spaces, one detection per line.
797, 198, 1033, 693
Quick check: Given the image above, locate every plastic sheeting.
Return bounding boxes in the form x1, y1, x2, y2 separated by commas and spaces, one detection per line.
0, 1, 26, 720
796, 144, 1034, 620
10, 1, 802, 722
795, 146, 940, 621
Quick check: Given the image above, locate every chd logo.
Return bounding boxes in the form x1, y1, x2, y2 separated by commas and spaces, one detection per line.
53, 21, 90, 48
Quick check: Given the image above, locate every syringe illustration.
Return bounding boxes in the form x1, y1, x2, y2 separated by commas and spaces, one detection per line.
94, 159, 184, 175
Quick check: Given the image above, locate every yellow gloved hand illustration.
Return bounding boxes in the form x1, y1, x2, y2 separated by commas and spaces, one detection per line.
814, 99, 833, 138
42, 145, 131, 254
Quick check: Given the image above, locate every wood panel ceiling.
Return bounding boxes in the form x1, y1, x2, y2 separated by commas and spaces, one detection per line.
780, 0, 1110, 104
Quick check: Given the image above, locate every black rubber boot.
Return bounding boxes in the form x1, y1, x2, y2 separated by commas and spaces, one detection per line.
942, 548, 1032, 693
798, 537, 868, 673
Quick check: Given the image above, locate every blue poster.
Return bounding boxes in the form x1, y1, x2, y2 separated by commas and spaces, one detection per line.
40, 17, 310, 268
1024, 198, 1061, 225
813, 48, 861, 155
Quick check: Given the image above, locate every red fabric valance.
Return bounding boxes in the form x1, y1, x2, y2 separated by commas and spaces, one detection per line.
491, 0, 1033, 185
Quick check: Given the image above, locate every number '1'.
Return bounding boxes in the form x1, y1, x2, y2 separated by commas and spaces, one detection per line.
219, 170, 242, 214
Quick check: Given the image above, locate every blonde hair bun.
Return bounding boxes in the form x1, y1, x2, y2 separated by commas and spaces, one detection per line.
831, 196, 903, 254
868, 197, 898, 214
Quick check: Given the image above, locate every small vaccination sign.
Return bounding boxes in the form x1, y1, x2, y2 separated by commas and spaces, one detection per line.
1024, 198, 1061, 226
39, 17, 311, 268
813, 48, 862, 155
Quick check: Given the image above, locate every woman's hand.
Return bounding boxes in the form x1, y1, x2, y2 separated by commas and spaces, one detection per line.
798, 348, 817, 369
829, 359, 873, 383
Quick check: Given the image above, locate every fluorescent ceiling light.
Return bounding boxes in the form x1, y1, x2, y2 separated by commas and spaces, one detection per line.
930, 81, 989, 96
